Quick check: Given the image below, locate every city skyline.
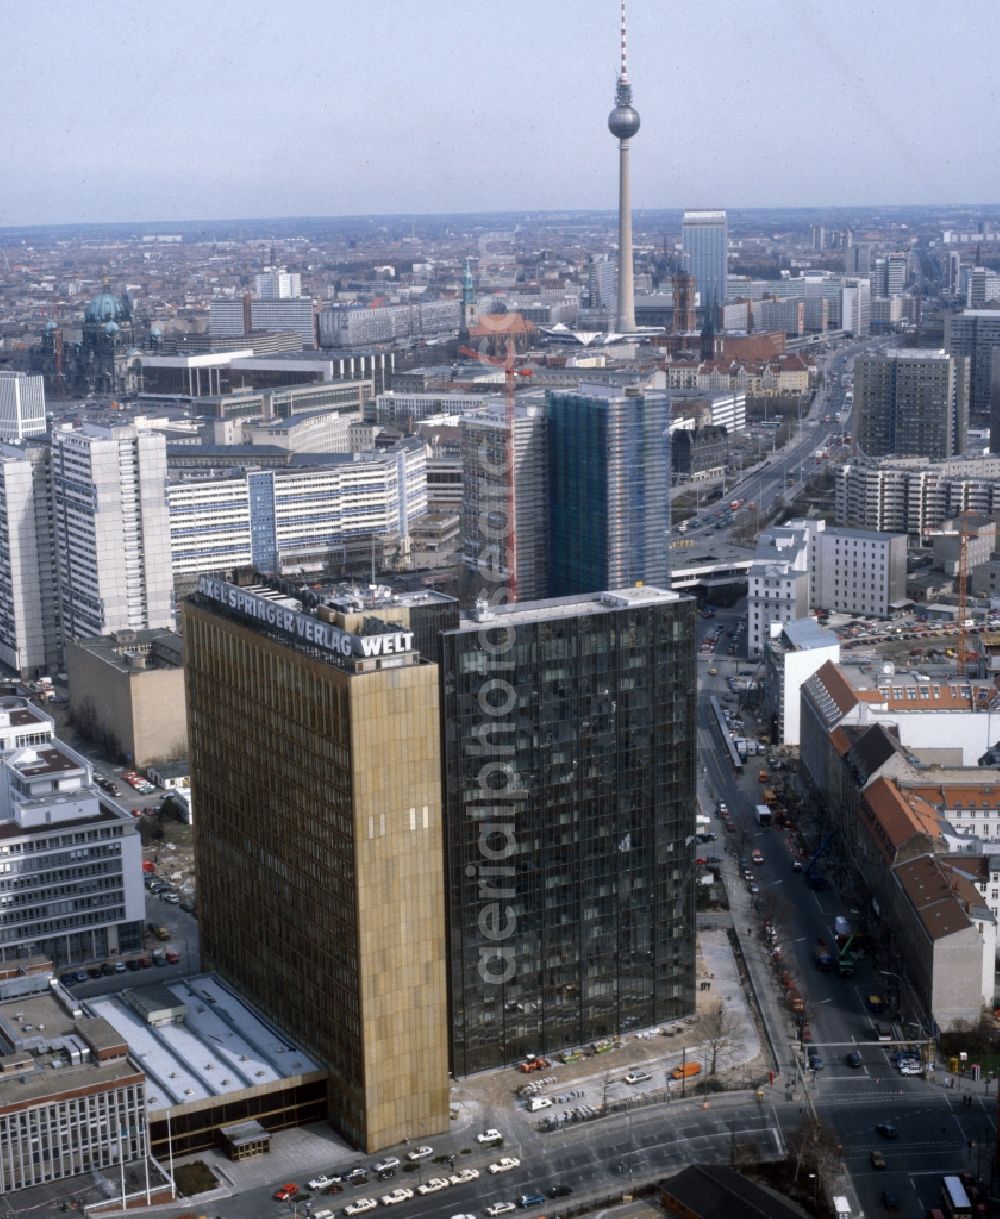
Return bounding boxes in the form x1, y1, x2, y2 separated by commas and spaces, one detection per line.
4, 0, 1000, 227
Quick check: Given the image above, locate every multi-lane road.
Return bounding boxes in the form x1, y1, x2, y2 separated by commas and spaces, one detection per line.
697, 606, 997, 1218
683, 336, 886, 538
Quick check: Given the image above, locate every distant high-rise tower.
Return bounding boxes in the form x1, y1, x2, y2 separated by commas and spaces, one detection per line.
608, 0, 640, 332
682, 210, 728, 318
855, 348, 969, 460
546, 385, 670, 596
460, 257, 477, 335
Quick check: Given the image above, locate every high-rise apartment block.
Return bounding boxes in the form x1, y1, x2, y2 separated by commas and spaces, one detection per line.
945, 309, 1000, 431
840, 277, 871, 337
168, 440, 428, 584
210, 296, 316, 349
855, 348, 968, 459
52, 424, 174, 645
682, 210, 728, 315
254, 269, 302, 299
546, 386, 670, 597
965, 267, 1000, 309
0, 372, 46, 443
441, 587, 696, 1075
0, 443, 59, 678
836, 455, 1000, 537
871, 253, 907, 297
460, 402, 548, 602
184, 576, 450, 1151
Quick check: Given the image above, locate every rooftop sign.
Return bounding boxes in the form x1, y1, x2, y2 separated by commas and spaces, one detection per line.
196, 576, 414, 660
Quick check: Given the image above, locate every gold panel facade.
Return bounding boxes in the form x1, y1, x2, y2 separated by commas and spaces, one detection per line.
183, 598, 449, 1152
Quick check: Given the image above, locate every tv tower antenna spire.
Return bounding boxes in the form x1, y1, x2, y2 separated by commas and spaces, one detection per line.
608, 0, 640, 332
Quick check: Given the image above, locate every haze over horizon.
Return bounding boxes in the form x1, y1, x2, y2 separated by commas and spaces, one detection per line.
4, 0, 999, 227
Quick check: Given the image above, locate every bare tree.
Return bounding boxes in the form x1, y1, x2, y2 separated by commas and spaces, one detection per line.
789, 1112, 841, 1184
696, 1000, 742, 1075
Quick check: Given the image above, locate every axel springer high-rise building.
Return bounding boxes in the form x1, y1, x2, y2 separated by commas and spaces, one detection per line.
184, 575, 450, 1151
442, 586, 697, 1075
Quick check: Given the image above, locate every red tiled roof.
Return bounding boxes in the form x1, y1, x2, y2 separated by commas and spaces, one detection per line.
893, 856, 973, 942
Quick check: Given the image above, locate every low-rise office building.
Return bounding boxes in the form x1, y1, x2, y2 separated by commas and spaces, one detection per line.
0, 981, 151, 1197
809, 527, 908, 618
746, 520, 822, 658
65, 630, 186, 768
90, 973, 326, 1160
763, 617, 840, 746
0, 738, 145, 966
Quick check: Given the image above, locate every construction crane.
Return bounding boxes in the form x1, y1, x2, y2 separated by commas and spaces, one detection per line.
458, 338, 531, 603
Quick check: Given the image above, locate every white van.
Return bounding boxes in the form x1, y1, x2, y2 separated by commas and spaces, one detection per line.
527, 1096, 553, 1111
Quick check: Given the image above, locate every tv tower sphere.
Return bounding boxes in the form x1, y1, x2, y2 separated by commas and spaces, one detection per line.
608, 94, 640, 140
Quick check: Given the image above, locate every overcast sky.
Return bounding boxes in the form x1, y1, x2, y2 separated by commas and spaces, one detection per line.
3, 0, 998, 226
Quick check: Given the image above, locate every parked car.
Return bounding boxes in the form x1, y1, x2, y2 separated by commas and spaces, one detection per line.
488, 1157, 521, 1174
486, 1205, 516, 1217
417, 1178, 450, 1195
379, 1188, 414, 1206
876, 1122, 898, 1140
273, 1183, 299, 1201
624, 1070, 651, 1084
307, 1174, 337, 1191
343, 1201, 377, 1217
449, 1168, 479, 1185
477, 1129, 503, 1144
549, 1184, 573, 1197
374, 1158, 400, 1173
870, 1150, 886, 1170
406, 1146, 434, 1162
518, 1196, 546, 1209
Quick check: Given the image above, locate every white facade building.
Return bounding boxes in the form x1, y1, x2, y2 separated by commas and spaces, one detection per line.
52, 424, 174, 646
747, 519, 824, 659
168, 440, 428, 580
375, 391, 489, 427
0, 444, 60, 678
763, 617, 840, 747
0, 736, 146, 963
841, 277, 871, 337
835, 455, 1000, 537
255, 270, 302, 299
209, 296, 316, 348
0, 372, 46, 443
809, 527, 908, 617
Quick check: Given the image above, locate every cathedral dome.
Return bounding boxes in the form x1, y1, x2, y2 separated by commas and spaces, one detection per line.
85, 291, 129, 324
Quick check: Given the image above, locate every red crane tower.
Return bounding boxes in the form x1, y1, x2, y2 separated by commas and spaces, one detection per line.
956, 510, 973, 677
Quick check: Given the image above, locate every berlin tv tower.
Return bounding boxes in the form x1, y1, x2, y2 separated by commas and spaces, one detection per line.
608, 0, 640, 333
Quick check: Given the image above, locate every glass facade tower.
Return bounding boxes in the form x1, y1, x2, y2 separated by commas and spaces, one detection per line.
441, 587, 697, 1075
682, 209, 729, 316
546, 387, 670, 598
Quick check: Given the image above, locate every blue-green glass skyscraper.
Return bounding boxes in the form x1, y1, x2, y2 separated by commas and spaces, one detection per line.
546, 386, 670, 597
